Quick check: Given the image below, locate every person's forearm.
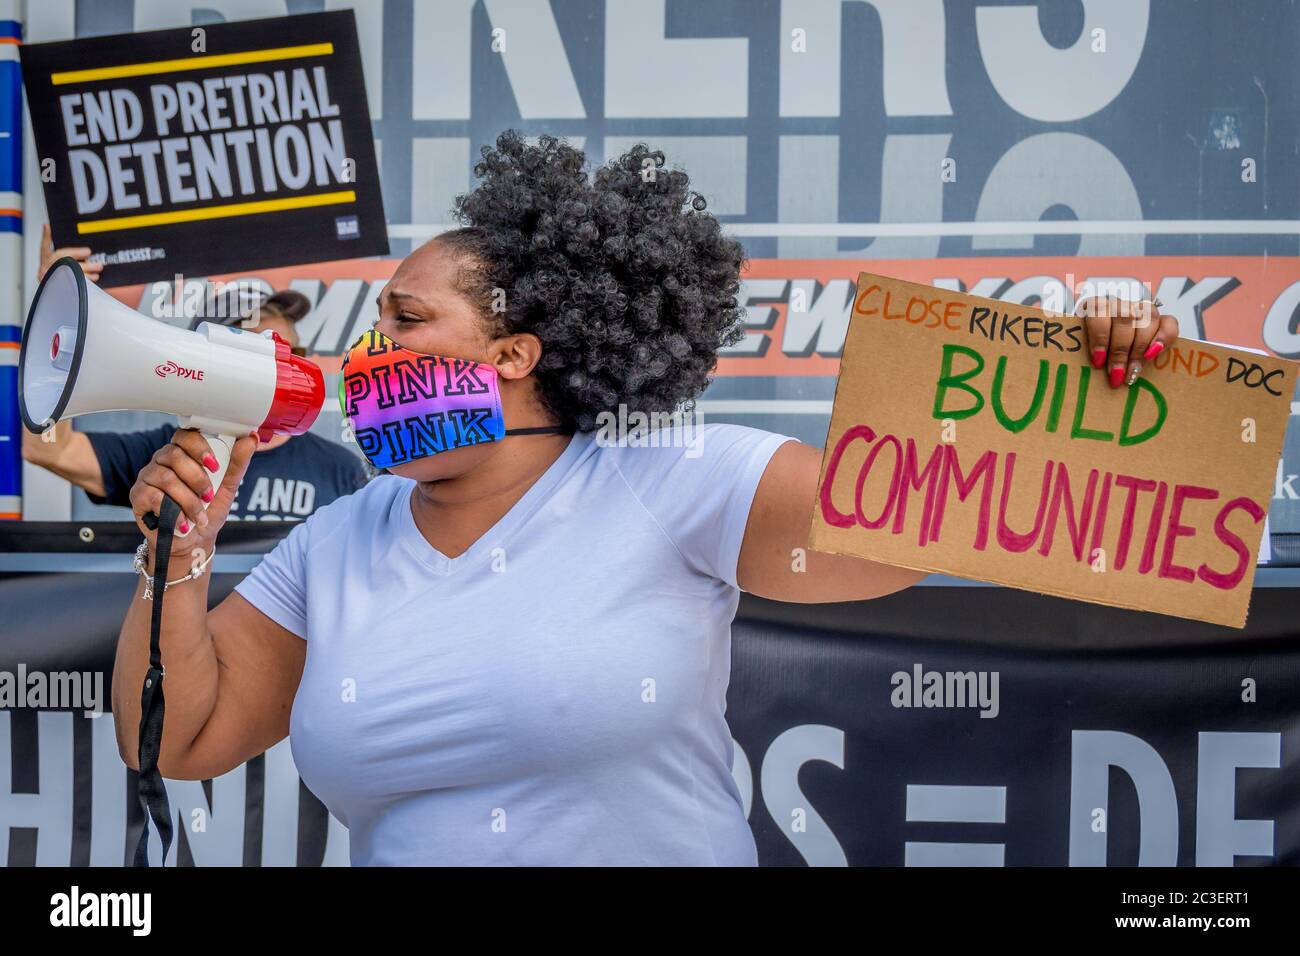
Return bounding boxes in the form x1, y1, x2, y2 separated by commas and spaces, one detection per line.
20, 421, 107, 497
20, 420, 65, 469
111, 542, 221, 777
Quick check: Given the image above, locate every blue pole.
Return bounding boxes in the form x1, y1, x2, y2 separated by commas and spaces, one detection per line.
0, 6, 21, 520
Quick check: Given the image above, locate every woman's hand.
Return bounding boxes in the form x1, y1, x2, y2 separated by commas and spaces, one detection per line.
1075, 295, 1180, 388
38, 223, 103, 283
129, 429, 258, 563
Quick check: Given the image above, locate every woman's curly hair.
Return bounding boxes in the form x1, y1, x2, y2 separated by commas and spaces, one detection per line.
441, 130, 746, 432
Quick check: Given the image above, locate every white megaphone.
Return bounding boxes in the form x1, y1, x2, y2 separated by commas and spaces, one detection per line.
18, 257, 325, 534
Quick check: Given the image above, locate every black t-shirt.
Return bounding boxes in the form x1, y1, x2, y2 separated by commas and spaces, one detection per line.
85, 425, 369, 520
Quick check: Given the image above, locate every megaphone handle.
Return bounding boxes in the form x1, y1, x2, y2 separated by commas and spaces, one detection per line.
174, 433, 236, 539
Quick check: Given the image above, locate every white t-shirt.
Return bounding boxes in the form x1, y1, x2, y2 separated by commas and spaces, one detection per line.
234, 423, 795, 865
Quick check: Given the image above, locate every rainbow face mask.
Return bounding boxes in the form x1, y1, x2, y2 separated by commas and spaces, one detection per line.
339, 329, 562, 469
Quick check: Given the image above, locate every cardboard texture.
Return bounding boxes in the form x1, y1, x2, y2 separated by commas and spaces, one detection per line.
809, 273, 1297, 628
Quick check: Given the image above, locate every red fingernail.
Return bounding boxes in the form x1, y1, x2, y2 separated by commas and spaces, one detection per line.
179, 520, 190, 534
202, 487, 215, 503
1108, 366, 1125, 387
1143, 340, 1164, 360
203, 454, 219, 472
1091, 348, 1106, 368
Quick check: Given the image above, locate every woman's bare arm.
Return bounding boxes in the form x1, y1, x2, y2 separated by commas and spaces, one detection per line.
736, 439, 928, 603
113, 582, 305, 780
111, 430, 306, 780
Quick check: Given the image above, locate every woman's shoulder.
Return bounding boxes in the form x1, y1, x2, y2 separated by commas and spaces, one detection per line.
593, 420, 794, 468
592, 419, 797, 501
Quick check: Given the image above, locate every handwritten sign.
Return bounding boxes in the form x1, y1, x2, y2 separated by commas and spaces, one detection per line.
809, 273, 1297, 628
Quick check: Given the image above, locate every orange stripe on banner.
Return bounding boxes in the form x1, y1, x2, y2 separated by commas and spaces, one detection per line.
711, 255, 1300, 377
0, 341, 19, 349
0, 514, 22, 520
0, 38, 19, 45
0, 208, 22, 217
100, 255, 1300, 375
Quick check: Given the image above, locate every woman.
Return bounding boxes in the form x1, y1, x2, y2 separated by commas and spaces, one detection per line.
111, 132, 1178, 866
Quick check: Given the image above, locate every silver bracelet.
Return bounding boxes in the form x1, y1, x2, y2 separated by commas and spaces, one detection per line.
133, 540, 216, 600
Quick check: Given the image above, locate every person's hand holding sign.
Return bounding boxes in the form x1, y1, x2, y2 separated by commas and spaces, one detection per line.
1076, 294, 1181, 388
37, 223, 103, 283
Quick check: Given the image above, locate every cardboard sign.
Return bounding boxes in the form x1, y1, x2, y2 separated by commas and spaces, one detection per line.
20, 11, 387, 286
809, 273, 1297, 628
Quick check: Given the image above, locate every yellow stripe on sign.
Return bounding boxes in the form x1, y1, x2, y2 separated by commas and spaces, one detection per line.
76, 190, 356, 234
51, 42, 334, 85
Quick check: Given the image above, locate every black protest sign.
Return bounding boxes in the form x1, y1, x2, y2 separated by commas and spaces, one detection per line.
20, 11, 387, 287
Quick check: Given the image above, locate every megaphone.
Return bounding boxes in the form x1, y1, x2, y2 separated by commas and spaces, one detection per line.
18, 257, 325, 533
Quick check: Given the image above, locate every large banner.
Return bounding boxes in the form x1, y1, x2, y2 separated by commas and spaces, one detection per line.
18, 1, 1300, 535
0, 522, 1297, 866
106, 255, 1300, 373
19, 11, 388, 285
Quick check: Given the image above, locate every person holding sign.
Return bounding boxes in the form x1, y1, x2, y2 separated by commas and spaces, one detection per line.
109, 132, 1180, 866
22, 225, 367, 521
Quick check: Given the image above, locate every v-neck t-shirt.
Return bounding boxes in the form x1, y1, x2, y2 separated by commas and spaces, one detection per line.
233, 422, 796, 865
